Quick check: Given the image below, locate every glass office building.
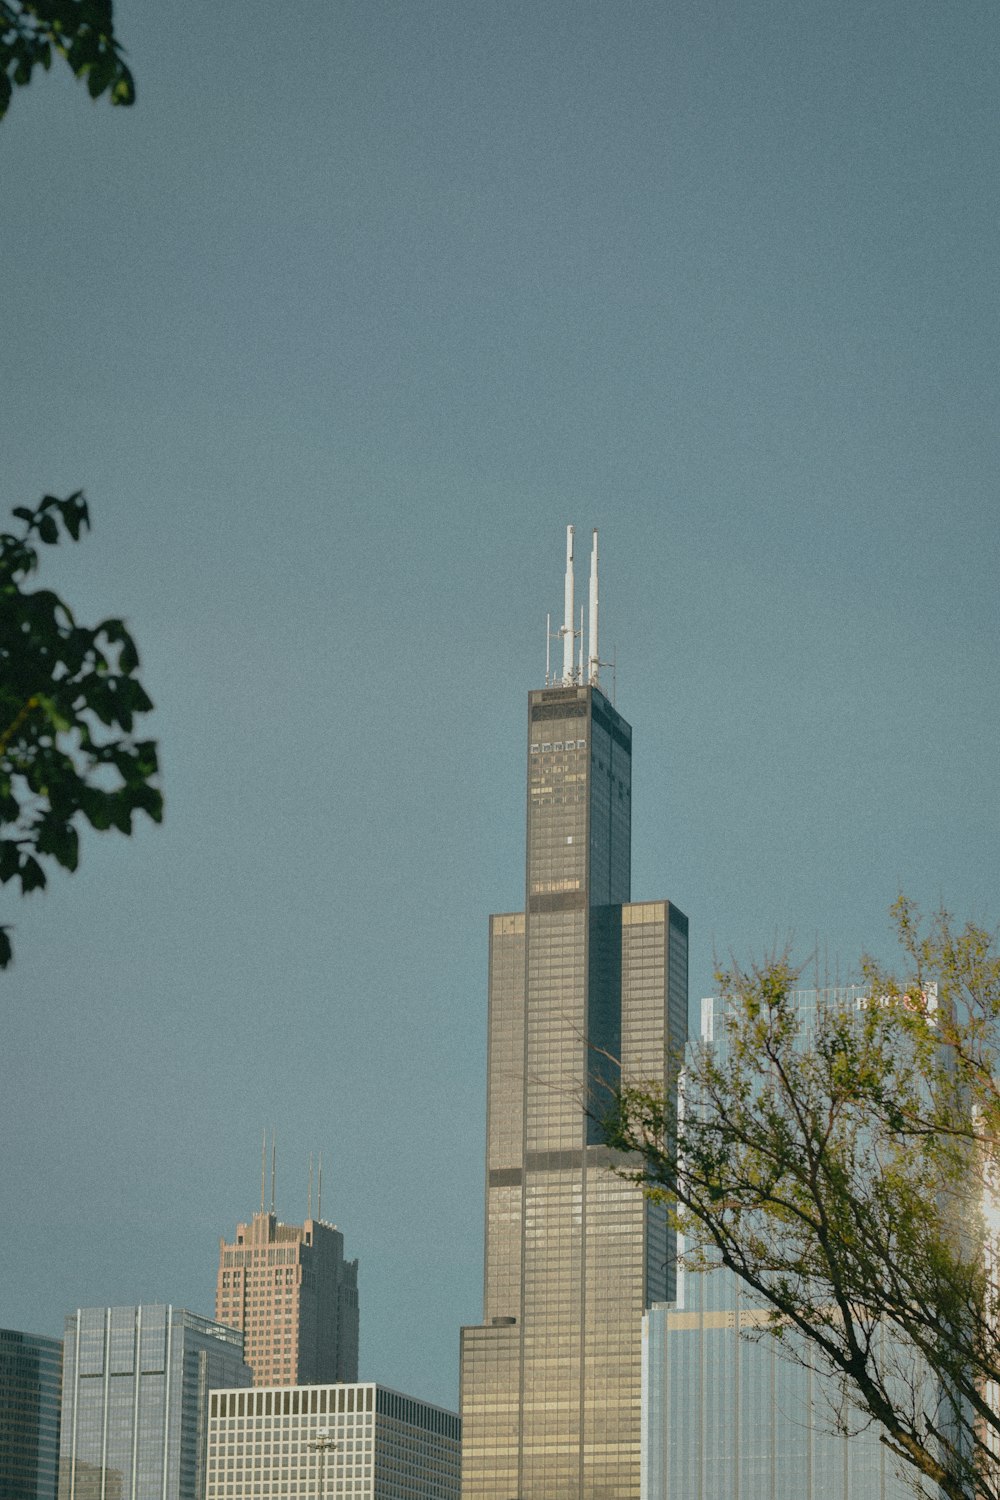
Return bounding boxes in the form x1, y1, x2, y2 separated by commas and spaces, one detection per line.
58, 1305, 251, 1500
0, 1327, 62, 1500
459, 663, 688, 1498
206, 1381, 460, 1500
641, 990, 915, 1500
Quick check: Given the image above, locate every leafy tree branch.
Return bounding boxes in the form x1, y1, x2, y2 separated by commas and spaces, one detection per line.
1, 494, 161, 967
0, 0, 134, 120
601, 903, 1000, 1500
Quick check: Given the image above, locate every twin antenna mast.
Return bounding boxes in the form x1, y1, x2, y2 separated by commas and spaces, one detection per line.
259, 1130, 326, 1223
545, 525, 609, 690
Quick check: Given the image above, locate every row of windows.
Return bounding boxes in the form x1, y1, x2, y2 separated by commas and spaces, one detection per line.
530, 739, 587, 752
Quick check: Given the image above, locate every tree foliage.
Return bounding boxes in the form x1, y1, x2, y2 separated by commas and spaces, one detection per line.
0, 0, 134, 120
0, 494, 161, 968
601, 900, 1000, 1500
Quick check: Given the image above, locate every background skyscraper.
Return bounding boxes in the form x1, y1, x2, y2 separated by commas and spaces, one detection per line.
459, 529, 688, 1500
58, 1305, 250, 1500
0, 1328, 62, 1500
641, 988, 915, 1500
215, 1208, 358, 1387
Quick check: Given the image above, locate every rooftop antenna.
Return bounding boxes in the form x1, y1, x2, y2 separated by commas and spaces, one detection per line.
578, 604, 584, 684
259, 1130, 267, 1214
270, 1130, 276, 1215
317, 1152, 323, 1222
307, 1153, 314, 1220
545, 612, 551, 686
588, 529, 599, 686
561, 525, 575, 685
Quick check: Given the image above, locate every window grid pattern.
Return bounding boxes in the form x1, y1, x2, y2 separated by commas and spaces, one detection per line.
460, 686, 688, 1500
0, 1328, 62, 1500
215, 1215, 358, 1390
642, 987, 917, 1500
59, 1306, 250, 1500
205, 1384, 459, 1500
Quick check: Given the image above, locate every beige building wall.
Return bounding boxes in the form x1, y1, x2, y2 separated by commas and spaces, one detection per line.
216, 1211, 358, 1388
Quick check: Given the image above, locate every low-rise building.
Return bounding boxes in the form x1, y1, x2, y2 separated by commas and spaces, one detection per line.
206, 1381, 460, 1500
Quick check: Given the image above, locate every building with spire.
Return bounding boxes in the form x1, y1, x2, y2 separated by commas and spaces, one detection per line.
459, 527, 688, 1500
215, 1146, 359, 1388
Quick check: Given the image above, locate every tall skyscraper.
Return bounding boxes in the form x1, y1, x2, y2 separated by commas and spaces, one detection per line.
459, 528, 689, 1500
641, 988, 915, 1500
58, 1305, 250, 1500
0, 1328, 62, 1500
215, 1206, 359, 1388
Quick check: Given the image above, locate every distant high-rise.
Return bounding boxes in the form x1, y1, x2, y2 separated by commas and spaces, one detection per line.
459, 528, 688, 1500
0, 1328, 62, 1500
58, 1305, 250, 1500
206, 1381, 460, 1500
215, 1207, 358, 1388
641, 988, 915, 1500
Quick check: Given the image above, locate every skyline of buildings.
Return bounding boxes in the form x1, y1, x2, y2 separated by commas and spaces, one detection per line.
5, 531, 955, 1500
57, 1305, 251, 1500
215, 1208, 358, 1389
460, 528, 689, 1499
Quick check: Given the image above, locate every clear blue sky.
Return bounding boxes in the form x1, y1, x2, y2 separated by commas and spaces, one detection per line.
2, 0, 998, 1410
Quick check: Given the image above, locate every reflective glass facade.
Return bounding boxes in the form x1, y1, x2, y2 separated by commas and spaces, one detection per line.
460, 685, 688, 1500
0, 1327, 62, 1500
206, 1381, 460, 1500
641, 989, 915, 1500
59, 1306, 251, 1500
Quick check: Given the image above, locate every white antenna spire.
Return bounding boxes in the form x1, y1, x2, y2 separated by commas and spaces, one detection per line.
545, 612, 551, 686
588, 529, 599, 686
578, 603, 584, 683
562, 525, 575, 684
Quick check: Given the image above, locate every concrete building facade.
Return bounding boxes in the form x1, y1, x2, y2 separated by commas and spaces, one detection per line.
215, 1211, 358, 1388
206, 1381, 460, 1500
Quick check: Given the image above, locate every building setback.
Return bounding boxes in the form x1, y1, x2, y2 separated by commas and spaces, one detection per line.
0, 1328, 62, 1500
206, 1382, 460, 1500
459, 528, 688, 1500
215, 1210, 358, 1388
58, 1305, 251, 1500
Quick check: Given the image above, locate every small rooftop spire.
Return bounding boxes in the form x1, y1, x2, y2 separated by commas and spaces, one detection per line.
588, 529, 599, 686
561, 525, 575, 685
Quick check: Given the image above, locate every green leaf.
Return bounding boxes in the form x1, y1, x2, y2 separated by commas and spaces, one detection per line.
0, 840, 20, 882
18, 854, 46, 893
0, 926, 11, 969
